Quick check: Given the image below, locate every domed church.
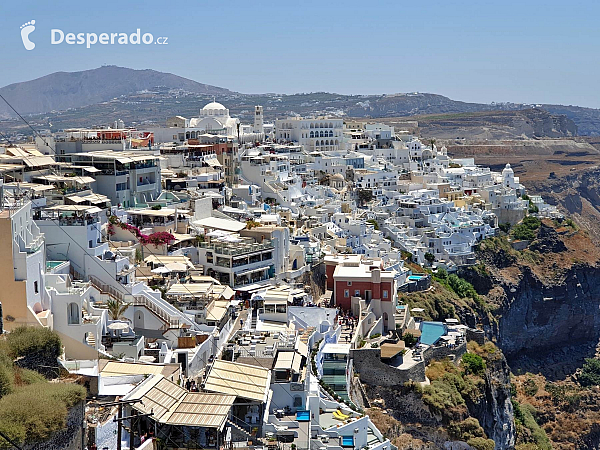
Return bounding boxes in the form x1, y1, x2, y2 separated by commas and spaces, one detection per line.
188, 101, 240, 137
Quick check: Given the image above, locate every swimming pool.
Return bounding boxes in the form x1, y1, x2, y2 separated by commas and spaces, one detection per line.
296, 410, 310, 421
408, 275, 424, 281
341, 436, 354, 447
420, 321, 446, 346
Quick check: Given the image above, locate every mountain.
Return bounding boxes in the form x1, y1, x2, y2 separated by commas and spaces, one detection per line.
2, 65, 600, 135
0, 65, 231, 119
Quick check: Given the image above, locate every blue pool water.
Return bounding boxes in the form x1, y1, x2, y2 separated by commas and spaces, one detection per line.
408, 275, 424, 281
342, 436, 354, 447
296, 410, 310, 421
420, 321, 446, 345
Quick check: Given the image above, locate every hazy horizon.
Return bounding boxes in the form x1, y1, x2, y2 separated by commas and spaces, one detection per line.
3, 0, 600, 108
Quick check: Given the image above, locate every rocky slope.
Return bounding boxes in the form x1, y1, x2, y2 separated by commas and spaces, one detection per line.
527, 165, 600, 244
364, 343, 515, 450
416, 109, 578, 140
460, 222, 600, 379
402, 218, 600, 448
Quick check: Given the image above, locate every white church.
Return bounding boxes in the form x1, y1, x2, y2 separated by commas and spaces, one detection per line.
151, 100, 250, 144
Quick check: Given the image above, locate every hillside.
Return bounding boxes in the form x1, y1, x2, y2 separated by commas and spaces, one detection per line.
396, 219, 600, 448
0, 65, 231, 119
415, 109, 577, 140
2, 66, 600, 134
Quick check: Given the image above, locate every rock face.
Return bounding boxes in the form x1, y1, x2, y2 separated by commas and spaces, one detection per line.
493, 265, 600, 378
529, 166, 600, 244
466, 354, 515, 449
363, 346, 515, 449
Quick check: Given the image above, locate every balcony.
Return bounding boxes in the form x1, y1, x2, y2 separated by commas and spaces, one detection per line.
200, 240, 273, 257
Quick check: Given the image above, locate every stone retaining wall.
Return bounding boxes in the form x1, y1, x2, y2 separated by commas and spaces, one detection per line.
351, 342, 467, 387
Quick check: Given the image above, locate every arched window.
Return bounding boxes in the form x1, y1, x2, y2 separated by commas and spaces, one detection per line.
320, 131, 324, 137
325, 140, 329, 146
186, 132, 190, 139
321, 140, 325, 146
310, 123, 314, 129
67, 302, 79, 325
310, 131, 314, 138
329, 122, 333, 128
315, 141, 320, 146
335, 140, 339, 145
328, 130, 333, 137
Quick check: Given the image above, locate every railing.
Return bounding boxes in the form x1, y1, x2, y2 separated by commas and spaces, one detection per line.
200, 240, 273, 256
88, 276, 127, 302
131, 294, 181, 329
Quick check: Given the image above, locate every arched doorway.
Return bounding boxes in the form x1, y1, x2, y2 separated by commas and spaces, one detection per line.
134, 310, 145, 329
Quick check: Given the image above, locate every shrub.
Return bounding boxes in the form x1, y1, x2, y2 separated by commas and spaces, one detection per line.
369, 333, 381, 339
447, 417, 486, 441
434, 268, 448, 281
0, 365, 14, 399
462, 353, 486, 376
5, 327, 61, 360
424, 252, 435, 264
14, 368, 46, 386
512, 224, 536, 241
402, 332, 417, 347
512, 216, 541, 241
523, 376, 539, 397
367, 219, 379, 230
467, 437, 495, 450
579, 357, 600, 387
0, 385, 68, 444
513, 400, 552, 450
447, 274, 479, 302
498, 222, 512, 233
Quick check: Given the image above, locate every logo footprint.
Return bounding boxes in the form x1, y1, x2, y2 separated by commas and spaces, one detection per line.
20, 20, 36, 51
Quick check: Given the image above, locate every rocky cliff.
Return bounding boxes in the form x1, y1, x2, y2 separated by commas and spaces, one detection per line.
462, 221, 600, 379
466, 352, 515, 449
363, 343, 515, 450
528, 166, 600, 244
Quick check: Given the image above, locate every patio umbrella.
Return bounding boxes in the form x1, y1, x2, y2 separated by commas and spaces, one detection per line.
108, 322, 129, 331
151, 266, 171, 274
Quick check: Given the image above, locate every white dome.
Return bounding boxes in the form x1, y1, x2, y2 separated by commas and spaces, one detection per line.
203, 101, 226, 110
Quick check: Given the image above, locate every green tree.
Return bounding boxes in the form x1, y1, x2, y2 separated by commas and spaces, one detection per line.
135, 248, 143, 263
357, 189, 373, 206
367, 219, 379, 230
498, 222, 511, 233
579, 358, 600, 386
106, 299, 129, 321
402, 332, 417, 347
424, 252, 435, 264
462, 353, 486, 376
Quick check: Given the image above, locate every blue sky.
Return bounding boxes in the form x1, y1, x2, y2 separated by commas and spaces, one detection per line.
2, 0, 600, 107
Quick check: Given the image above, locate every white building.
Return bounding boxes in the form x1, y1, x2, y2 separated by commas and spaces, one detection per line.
275, 117, 343, 151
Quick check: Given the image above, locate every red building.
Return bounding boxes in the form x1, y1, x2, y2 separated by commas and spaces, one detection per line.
332, 258, 397, 331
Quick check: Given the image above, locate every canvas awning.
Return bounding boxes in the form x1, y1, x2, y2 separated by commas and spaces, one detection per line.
204, 360, 271, 402
124, 375, 235, 430
274, 351, 302, 373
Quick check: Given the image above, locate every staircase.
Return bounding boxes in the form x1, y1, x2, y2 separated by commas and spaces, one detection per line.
86, 333, 96, 347
251, 308, 258, 330
226, 419, 253, 441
